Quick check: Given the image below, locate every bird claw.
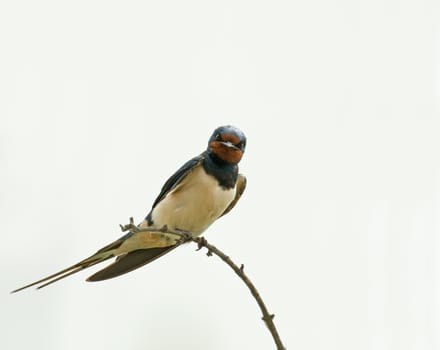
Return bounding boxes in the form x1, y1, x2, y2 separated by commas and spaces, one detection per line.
175, 229, 193, 243
195, 237, 205, 250
194, 237, 212, 256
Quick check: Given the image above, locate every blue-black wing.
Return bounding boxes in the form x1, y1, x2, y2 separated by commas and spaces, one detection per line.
151, 153, 205, 209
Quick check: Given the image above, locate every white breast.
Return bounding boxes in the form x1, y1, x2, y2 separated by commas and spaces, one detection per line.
149, 165, 236, 235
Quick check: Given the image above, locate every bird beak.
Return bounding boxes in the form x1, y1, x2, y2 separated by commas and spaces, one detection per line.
221, 141, 239, 150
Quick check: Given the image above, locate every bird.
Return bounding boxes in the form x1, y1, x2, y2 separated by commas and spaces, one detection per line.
12, 125, 247, 292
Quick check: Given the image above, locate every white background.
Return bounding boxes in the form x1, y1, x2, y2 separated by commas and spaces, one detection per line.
1, 1, 439, 349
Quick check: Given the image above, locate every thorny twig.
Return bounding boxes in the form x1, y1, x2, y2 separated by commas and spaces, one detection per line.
121, 217, 286, 350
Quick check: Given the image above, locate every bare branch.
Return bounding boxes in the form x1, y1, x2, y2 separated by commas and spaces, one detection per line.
123, 218, 286, 350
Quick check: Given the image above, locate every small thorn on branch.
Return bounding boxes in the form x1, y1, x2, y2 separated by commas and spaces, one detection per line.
240, 264, 245, 271
120, 217, 139, 233
262, 314, 275, 321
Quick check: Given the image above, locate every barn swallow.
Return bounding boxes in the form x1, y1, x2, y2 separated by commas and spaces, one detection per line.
12, 125, 246, 292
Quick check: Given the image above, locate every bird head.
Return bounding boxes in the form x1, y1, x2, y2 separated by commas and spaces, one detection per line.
207, 125, 246, 164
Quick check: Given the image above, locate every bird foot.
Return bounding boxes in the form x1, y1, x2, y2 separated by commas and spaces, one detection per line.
194, 237, 213, 256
